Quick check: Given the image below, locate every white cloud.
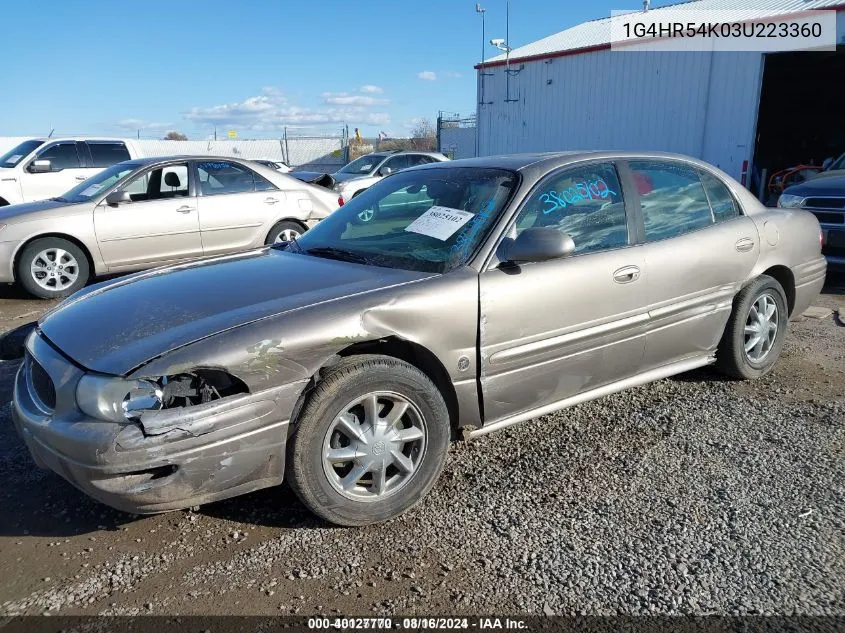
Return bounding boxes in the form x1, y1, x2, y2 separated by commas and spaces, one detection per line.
417, 71, 437, 81
184, 89, 390, 130
359, 84, 383, 94
116, 118, 173, 131
322, 92, 389, 106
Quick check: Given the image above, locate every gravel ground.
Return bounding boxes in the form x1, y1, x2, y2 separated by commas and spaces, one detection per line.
0, 277, 842, 617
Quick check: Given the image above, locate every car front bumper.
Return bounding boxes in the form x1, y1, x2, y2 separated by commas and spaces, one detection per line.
821, 224, 845, 271
12, 331, 305, 514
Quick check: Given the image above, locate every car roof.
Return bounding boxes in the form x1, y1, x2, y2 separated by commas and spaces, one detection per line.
31, 137, 132, 143
414, 150, 717, 172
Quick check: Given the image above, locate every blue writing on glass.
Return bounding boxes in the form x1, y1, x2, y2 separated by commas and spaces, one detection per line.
539, 178, 617, 215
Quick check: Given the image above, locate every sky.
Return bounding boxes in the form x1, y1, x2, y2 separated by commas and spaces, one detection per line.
0, 0, 674, 140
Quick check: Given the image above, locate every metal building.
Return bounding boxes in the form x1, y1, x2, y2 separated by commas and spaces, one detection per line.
476, 0, 845, 190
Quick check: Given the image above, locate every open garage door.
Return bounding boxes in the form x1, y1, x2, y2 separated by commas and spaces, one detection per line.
752, 46, 845, 203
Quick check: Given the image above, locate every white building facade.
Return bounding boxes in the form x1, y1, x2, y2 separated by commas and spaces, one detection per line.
476, 0, 845, 183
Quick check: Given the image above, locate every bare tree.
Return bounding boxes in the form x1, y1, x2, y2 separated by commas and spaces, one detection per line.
408, 119, 436, 150
163, 131, 188, 141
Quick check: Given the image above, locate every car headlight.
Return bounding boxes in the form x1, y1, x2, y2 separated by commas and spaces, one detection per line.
777, 194, 805, 208
76, 375, 163, 423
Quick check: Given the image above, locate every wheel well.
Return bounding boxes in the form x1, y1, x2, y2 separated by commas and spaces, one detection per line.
333, 337, 461, 430
267, 218, 308, 239
13, 233, 95, 282
761, 265, 795, 316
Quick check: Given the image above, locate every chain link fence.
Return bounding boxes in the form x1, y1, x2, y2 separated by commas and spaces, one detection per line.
437, 112, 478, 159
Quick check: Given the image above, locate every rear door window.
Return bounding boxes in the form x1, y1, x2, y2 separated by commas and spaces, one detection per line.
699, 170, 740, 222
197, 160, 256, 196
628, 160, 714, 241
87, 142, 131, 168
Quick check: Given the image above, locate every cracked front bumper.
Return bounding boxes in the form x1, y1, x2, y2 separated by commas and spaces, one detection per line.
12, 330, 306, 514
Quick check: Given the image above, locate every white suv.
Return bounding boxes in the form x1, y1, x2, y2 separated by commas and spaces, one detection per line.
0, 138, 142, 206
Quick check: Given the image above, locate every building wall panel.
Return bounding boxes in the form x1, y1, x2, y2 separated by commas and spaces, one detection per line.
478, 48, 765, 180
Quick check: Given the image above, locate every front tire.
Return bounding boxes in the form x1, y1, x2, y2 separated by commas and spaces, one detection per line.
16, 237, 89, 299
288, 355, 450, 526
716, 274, 788, 380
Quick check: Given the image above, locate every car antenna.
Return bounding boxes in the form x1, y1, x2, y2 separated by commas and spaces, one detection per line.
47, 128, 54, 138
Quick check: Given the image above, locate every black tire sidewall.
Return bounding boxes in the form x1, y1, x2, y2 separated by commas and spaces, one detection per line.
265, 220, 306, 245
17, 238, 89, 299
725, 276, 789, 379
289, 357, 450, 526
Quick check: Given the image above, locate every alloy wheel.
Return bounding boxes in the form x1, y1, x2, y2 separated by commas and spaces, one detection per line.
321, 391, 427, 501
744, 293, 779, 363
30, 248, 79, 292
274, 228, 301, 243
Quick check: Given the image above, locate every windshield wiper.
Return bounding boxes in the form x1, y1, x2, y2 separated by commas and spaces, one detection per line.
305, 246, 370, 265
50, 196, 68, 202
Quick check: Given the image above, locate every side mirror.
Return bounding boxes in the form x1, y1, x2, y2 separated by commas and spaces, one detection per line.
29, 159, 52, 173
503, 228, 575, 264
105, 190, 131, 206
822, 157, 834, 170
378, 166, 394, 177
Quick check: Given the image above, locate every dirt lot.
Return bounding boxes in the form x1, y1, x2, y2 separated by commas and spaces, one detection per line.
0, 277, 842, 617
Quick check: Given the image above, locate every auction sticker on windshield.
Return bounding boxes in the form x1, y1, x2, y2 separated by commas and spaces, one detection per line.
80, 183, 103, 197
405, 206, 474, 240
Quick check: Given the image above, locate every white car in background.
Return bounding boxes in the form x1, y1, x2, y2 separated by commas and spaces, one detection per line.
0, 137, 143, 206
329, 151, 449, 203
253, 159, 292, 173
0, 156, 339, 298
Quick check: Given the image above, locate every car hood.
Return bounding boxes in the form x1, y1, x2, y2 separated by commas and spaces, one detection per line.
38, 248, 432, 376
0, 198, 84, 222
785, 171, 845, 197
332, 172, 373, 185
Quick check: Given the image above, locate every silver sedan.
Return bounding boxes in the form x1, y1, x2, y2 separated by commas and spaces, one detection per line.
8, 151, 826, 526
0, 156, 340, 298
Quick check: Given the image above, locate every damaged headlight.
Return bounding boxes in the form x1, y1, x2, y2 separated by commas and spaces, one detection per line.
76, 375, 163, 423
76, 369, 250, 423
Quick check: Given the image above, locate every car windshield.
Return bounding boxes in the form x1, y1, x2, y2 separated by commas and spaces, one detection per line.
56, 161, 144, 203
828, 152, 845, 171
293, 167, 518, 273
337, 154, 388, 175
0, 140, 44, 168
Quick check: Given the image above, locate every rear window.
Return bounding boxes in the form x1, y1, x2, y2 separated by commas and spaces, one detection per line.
88, 142, 131, 168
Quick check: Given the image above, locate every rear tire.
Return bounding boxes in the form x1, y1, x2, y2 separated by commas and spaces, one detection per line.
716, 274, 788, 380
288, 355, 450, 526
16, 237, 90, 299
265, 220, 306, 245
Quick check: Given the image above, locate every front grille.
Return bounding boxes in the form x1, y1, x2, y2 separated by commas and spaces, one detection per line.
27, 354, 56, 411
811, 211, 845, 225
804, 197, 845, 211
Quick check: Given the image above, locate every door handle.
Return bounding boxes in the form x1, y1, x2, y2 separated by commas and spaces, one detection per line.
613, 265, 641, 284
264, 197, 279, 205
175, 205, 194, 213
735, 237, 755, 252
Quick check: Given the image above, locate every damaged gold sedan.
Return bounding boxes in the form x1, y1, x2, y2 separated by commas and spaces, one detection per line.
6, 152, 826, 525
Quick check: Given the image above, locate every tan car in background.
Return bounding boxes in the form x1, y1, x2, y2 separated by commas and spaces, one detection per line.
0, 156, 340, 298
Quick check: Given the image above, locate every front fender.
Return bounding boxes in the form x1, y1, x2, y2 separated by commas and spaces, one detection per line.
0, 180, 23, 206
129, 269, 481, 423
